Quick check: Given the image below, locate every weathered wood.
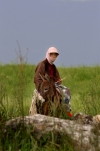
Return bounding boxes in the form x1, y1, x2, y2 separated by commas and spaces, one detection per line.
4, 114, 100, 151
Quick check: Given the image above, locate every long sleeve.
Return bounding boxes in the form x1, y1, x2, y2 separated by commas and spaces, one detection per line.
34, 60, 46, 91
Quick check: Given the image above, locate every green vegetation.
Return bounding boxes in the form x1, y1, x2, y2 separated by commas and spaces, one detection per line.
58, 65, 100, 115
0, 63, 100, 150
0, 63, 35, 118
1, 64, 100, 117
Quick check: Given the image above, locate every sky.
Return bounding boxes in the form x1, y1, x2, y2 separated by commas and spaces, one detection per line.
0, 0, 100, 67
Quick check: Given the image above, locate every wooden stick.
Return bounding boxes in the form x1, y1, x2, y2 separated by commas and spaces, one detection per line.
55, 77, 66, 84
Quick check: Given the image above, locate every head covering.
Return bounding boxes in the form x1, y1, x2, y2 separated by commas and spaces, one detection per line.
46, 47, 59, 64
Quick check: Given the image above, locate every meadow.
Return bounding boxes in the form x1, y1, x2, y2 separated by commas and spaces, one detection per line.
0, 63, 100, 150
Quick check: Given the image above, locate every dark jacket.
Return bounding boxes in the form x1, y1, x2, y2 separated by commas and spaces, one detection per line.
34, 59, 61, 91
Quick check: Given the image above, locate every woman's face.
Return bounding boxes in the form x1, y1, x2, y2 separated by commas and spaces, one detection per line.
46, 52, 59, 64
50, 53, 58, 58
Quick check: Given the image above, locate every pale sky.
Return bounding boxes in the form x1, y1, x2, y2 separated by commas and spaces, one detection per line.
0, 0, 100, 67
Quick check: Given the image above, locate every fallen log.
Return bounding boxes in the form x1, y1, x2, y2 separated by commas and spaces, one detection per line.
4, 113, 100, 151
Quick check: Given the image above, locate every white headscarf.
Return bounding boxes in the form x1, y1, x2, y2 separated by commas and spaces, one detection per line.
46, 47, 59, 64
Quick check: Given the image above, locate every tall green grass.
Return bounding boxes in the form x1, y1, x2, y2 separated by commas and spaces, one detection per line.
0, 63, 36, 118
58, 65, 100, 115
0, 63, 100, 150
1, 64, 100, 118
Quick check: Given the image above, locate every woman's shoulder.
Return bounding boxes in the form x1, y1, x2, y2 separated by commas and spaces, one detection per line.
36, 59, 47, 67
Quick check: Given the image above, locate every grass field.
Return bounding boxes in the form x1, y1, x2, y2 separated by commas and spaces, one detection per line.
1, 63, 100, 116
0, 63, 100, 150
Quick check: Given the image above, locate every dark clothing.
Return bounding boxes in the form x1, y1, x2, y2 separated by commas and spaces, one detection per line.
47, 63, 55, 77
34, 59, 61, 91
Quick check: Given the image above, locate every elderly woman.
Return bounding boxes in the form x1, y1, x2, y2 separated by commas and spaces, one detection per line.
34, 47, 61, 92
29, 47, 72, 117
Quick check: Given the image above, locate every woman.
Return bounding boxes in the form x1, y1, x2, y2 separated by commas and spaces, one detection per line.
34, 47, 61, 92
29, 47, 72, 117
